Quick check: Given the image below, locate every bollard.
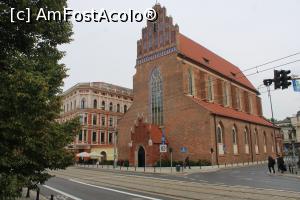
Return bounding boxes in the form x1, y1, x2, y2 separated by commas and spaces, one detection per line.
225, 163, 227, 167
154, 167, 156, 173
50, 194, 54, 200
127, 166, 128, 171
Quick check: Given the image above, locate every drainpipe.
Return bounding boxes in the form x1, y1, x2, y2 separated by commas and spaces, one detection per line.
213, 114, 219, 165
249, 123, 254, 162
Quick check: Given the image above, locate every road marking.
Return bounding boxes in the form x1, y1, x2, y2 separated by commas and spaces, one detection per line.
69, 179, 162, 200
43, 185, 83, 200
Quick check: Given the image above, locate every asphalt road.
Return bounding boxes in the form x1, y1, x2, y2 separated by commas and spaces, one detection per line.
186, 164, 300, 192
39, 164, 300, 200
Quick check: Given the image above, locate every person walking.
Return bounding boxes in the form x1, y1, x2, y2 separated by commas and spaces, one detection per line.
277, 154, 286, 173
267, 156, 275, 174
185, 156, 191, 169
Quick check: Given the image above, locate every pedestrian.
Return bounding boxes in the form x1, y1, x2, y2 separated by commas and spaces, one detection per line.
185, 156, 191, 169
267, 156, 275, 174
277, 154, 286, 173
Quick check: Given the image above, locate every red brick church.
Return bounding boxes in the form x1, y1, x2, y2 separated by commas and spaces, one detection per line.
117, 4, 283, 167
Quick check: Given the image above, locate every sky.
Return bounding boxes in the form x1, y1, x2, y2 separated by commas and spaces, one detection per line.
60, 0, 300, 120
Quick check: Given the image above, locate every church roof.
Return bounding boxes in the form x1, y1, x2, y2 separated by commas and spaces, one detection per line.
190, 96, 275, 128
178, 33, 257, 93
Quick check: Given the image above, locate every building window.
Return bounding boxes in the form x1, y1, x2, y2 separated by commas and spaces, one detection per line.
92, 114, 97, 125
244, 128, 249, 144
254, 129, 259, 154
223, 82, 229, 106
188, 68, 194, 95
232, 127, 237, 145
81, 98, 86, 109
248, 94, 252, 113
100, 132, 105, 144
93, 99, 97, 109
232, 126, 238, 154
83, 130, 87, 142
74, 100, 76, 109
108, 132, 113, 144
67, 104, 69, 112
124, 105, 127, 113
101, 101, 105, 110
236, 88, 241, 110
263, 131, 267, 153
83, 113, 88, 125
117, 104, 120, 112
208, 76, 213, 101
71, 102, 73, 110
78, 131, 82, 141
109, 102, 113, 112
217, 124, 223, 144
109, 117, 113, 127
101, 116, 106, 126
150, 68, 163, 126
92, 131, 97, 143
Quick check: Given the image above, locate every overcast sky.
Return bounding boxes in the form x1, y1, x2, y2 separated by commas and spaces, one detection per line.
60, 0, 300, 120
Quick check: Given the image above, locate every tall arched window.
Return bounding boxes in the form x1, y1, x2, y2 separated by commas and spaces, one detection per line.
117, 104, 120, 112
217, 125, 223, 144
101, 101, 105, 110
244, 127, 249, 154
244, 128, 249, 144
109, 102, 113, 111
232, 126, 238, 154
208, 76, 213, 101
93, 99, 97, 109
81, 98, 86, 109
254, 129, 259, 154
217, 123, 224, 155
188, 68, 194, 95
232, 126, 237, 145
263, 131, 267, 153
124, 105, 127, 113
150, 68, 163, 125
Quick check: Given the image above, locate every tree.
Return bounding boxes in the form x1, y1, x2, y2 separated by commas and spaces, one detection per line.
0, 1, 79, 198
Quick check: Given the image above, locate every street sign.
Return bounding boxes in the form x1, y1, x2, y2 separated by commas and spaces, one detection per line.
160, 144, 167, 153
292, 79, 300, 92
180, 147, 187, 153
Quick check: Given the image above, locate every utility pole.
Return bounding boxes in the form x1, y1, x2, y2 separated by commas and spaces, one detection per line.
267, 85, 277, 154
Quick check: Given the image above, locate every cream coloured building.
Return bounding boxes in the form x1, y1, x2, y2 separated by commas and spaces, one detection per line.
59, 82, 133, 161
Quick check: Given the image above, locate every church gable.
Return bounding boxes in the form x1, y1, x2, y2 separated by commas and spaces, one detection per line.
136, 4, 179, 65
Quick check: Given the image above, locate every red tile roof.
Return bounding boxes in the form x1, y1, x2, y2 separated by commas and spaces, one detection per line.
178, 33, 257, 92
190, 96, 275, 127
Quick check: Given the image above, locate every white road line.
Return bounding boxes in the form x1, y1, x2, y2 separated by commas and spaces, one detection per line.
43, 185, 83, 200
69, 179, 162, 200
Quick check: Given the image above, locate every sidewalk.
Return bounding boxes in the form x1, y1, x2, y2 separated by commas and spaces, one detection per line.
74, 160, 268, 175
18, 188, 47, 200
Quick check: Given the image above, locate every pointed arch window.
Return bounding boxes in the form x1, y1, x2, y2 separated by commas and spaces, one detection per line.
208, 76, 214, 101
150, 68, 163, 126
232, 127, 237, 145
244, 128, 249, 154
217, 125, 223, 144
188, 68, 195, 95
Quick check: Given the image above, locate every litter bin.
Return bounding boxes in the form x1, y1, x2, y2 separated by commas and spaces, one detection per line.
176, 165, 181, 172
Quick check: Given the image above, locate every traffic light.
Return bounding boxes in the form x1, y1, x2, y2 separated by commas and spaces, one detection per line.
281, 70, 292, 89
274, 70, 282, 89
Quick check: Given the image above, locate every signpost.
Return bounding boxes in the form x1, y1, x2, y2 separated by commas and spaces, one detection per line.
159, 128, 167, 172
